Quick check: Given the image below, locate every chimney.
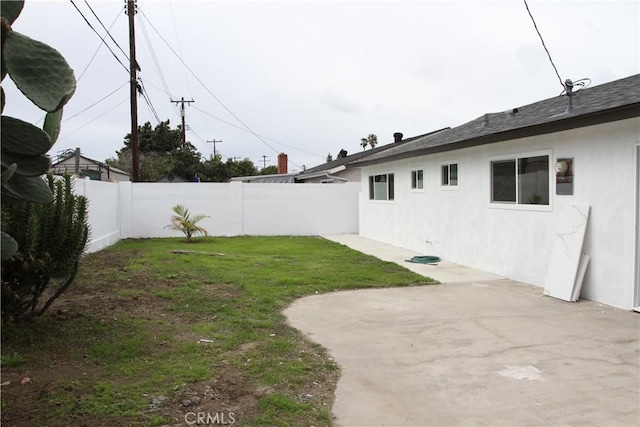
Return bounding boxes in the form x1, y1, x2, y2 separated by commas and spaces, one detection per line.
393, 132, 403, 143
277, 153, 288, 174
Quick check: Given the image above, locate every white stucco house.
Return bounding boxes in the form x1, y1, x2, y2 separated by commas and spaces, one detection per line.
353, 74, 640, 310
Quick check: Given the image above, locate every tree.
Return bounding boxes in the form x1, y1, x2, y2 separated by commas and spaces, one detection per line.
107, 120, 203, 182
198, 156, 258, 182
326, 153, 333, 162
226, 157, 257, 179
360, 134, 378, 150
1, 0, 76, 260
123, 120, 183, 154
260, 165, 278, 175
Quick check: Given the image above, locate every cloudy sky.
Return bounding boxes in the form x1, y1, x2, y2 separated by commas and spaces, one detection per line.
3, 0, 638, 172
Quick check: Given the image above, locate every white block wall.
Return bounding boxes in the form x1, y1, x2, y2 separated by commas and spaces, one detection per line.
76, 181, 360, 250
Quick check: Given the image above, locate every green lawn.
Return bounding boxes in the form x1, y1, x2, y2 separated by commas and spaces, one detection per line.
1, 236, 434, 426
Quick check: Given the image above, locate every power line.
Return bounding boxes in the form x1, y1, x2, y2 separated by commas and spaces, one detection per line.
169, 2, 192, 97
136, 12, 172, 99
190, 105, 323, 159
69, 0, 129, 73
522, 0, 564, 90
138, 9, 282, 156
134, 78, 177, 100
63, 81, 129, 122
139, 79, 161, 124
57, 97, 129, 142
76, 6, 123, 82
83, 0, 129, 61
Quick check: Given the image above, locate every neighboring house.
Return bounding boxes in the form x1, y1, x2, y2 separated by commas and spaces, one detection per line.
296, 130, 447, 183
230, 173, 298, 183
230, 152, 298, 183
51, 149, 130, 182
353, 74, 640, 310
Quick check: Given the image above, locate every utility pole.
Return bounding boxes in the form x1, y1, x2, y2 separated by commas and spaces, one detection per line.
170, 97, 194, 146
207, 139, 223, 157
261, 155, 269, 169
126, 0, 140, 182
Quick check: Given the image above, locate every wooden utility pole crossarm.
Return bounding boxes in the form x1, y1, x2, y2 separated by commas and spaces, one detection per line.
171, 97, 195, 146
260, 155, 269, 169
207, 139, 222, 157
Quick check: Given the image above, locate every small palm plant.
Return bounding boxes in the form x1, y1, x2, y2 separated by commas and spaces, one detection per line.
166, 204, 210, 242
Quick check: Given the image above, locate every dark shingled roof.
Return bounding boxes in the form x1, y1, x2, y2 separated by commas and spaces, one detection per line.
353, 74, 640, 167
297, 128, 449, 179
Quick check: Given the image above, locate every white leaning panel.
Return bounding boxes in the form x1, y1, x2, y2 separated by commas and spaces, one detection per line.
544, 204, 591, 302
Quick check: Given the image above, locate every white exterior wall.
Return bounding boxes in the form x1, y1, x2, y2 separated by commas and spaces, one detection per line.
359, 118, 640, 309
76, 181, 360, 251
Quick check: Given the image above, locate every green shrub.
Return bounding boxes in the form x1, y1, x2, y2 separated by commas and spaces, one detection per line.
1, 174, 89, 321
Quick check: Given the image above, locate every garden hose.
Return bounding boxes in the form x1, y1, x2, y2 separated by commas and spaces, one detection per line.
405, 255, 441, 264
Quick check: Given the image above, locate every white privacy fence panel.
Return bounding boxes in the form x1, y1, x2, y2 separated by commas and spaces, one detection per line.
75, 179, 360, 252
242, 183, 360, 235
74, 178, 121, 253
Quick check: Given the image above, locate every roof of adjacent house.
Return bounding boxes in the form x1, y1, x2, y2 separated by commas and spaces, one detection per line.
51, 152, 130, 176
230, 173, 298, 183
296, 128, 449, 180
353, 74, 640, 167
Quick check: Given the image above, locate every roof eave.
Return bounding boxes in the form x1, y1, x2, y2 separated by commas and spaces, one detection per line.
296, 164, 347, 180
355, 103, 640, 167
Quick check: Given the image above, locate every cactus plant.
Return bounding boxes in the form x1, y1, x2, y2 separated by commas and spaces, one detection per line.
1, 0, 77, 260
1, 174, 89, 321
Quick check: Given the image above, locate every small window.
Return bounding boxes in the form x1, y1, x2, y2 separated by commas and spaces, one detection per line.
368, 173, 395, 200
411, 169, 424, 189
491, 155, 549, 205
441, 163, 458, 186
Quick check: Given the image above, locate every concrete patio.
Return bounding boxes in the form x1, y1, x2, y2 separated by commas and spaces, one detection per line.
284, 234, 640, 426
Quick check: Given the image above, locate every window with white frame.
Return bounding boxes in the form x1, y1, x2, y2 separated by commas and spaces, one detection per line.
441, 163, 458, 186
491, 154, 549, 205
411, 169, 424, 189
368, 173, 394, 200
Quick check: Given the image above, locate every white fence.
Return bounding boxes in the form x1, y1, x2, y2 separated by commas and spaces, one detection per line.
74, 179, 361, 253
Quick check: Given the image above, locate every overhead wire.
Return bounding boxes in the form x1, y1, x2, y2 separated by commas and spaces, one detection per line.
190, 105, 323, 159
137, 11, 172, 99
57, 97, 130, 142
522, 0, 565, 91
138, 79, 161, 124
69, 0, 129, 73
169, 2, 193, 97
138, 8, 302, 169
83, 0, 129, 61
63, 81, 129, 122
76, 6, 123, 82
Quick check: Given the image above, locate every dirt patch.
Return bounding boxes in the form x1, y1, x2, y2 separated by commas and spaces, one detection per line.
1, 248, 338, 426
